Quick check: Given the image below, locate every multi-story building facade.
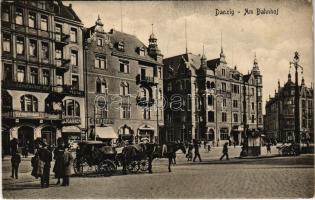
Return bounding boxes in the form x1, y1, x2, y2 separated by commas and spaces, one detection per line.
163, 48, 263, 146
1, 1, 85, 154
264, 74, 314, 143
83, 17, 163, 144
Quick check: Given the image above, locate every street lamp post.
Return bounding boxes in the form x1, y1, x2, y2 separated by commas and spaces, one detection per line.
290, 51, 303, 154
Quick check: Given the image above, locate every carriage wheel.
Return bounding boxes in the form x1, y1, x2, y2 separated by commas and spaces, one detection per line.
98, 159, 117, 176
127, 161, 140, 173
140, 159, 149, 171
73, 158, 89, 176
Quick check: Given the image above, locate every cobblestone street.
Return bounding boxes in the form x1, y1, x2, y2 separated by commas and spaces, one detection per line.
2, 150, 314, 199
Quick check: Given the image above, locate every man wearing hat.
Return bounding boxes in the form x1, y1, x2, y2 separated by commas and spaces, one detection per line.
38, 139, 52, 188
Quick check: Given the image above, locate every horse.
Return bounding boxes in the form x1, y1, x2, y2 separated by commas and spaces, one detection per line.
153, 142, 186, 172
120, 143, 156, 174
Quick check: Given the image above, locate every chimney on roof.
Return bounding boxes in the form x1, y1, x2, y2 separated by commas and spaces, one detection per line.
234, 66, 237, 70
69, 3, 72, 8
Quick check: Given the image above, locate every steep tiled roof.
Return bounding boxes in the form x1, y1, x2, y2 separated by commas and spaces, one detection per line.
243, 74, 251, 82
206, 58, 220, 70
54, 1, 82, 22
108, 29, 159, 64
164, 53, 202, 72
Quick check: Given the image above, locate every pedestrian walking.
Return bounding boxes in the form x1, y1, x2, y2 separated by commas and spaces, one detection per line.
62, 145, 73, 186
53, 139, 65, 185
186, 143, 193, 161
207, 143, 211, 152
203, 141, 207, 149
220, 142, 229, 160
11, 152, 21, 179
193, 140, 202, 162
38, 141, 52, 188
266, 143, 271, 154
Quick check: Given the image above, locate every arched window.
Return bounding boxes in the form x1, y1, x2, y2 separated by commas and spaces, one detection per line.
20, 95, 38, 112
63, 99, 80, 117
140, 88, 147, 99
210, 82, 215, 89
120, 82, 129, 96
96, 78, 108, 94
206, 81, 211, 89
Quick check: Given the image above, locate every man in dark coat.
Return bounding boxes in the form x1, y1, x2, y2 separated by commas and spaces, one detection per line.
11, 152, 21, 179
193, 140, 202, 162
53, 139, 65, 185
38, 142, 52, 188
220, 142, 229, 160
62, 145, 73, 186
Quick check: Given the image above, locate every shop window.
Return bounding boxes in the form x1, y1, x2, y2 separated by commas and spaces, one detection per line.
220, 128, 229, 140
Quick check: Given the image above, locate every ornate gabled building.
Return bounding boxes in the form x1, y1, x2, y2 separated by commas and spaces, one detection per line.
83, 17, 164, 144
1, 0, 85, 154
163, 48, 263, 146
264, 73, 313, 143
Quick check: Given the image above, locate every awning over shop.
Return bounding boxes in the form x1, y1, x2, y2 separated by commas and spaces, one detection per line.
62, 126, 81, 133
95, 126, 118, 139
139, 125, 154, 130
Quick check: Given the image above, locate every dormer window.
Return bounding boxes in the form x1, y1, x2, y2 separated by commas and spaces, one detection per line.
118, 41, 124, 51
97, 38, 103, 47
138, 47, 145, 56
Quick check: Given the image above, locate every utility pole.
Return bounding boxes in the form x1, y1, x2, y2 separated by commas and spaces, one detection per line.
290, 51, 303, 154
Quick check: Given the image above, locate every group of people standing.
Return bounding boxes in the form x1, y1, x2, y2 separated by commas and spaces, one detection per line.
31, 138, 73, 188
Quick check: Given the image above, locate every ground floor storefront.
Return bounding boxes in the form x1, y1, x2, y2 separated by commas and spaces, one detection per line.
2, 119, 85, 155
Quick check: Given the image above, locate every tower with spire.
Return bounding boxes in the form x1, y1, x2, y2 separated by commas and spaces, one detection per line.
147, 24, 163, 62
252, 53, 260, 76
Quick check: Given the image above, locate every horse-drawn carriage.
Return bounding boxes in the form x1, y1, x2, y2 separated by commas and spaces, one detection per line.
73, 141, 117, 176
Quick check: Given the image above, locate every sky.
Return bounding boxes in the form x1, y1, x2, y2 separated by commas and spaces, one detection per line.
66, 0, 313, 114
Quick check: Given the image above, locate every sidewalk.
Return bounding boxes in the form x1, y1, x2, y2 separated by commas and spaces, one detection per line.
2, 156, 54, 186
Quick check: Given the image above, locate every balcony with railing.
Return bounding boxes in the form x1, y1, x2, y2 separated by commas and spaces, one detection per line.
55, 33, 70, 46
2, 110, 61, 120
62, 85, 85, 97
136, 74, 158, 86
2, 81, 51, 93
55, 58, 70, 71
136, 96, 155, 107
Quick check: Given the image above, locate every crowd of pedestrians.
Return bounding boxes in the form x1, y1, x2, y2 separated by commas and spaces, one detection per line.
9, 137, 73, 188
